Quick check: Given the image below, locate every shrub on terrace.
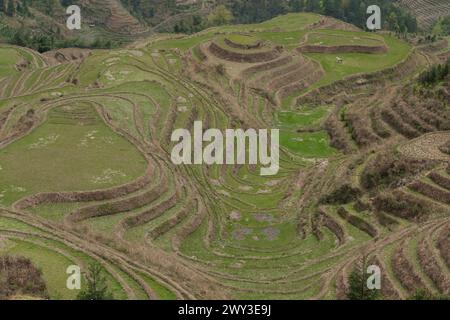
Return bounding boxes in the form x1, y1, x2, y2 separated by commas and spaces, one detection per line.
361, 152, 436, 190
319, 184, 362, 205
418, 59, 450, 86
409, 288, 449, 300
0, 255, 48, 299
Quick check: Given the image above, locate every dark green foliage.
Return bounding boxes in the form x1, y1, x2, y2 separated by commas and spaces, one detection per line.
226, 0, 289, 24
6, 0, 14, 16
347, 255, 380, 300
225, 0, 417, 32
353, 199, 371, 212
409, 288, 449, 300
361, 152, 435, 190
173, 15, 205, 34
77, 263, 113, 300
8, 27, 119, 52
372, 191, 427, 220
120, 0, 156, 19
60, 0, 73, 7
1, 0, 119, 51
320, 184, 361, 204
419, 59, 450, 86
418, 34, 438, 44
10, 29, 54, 52
439, 15, 450, 35
16, 0, 30, 16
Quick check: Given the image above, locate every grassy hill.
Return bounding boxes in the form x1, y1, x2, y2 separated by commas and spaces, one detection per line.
0, 12, 449, 300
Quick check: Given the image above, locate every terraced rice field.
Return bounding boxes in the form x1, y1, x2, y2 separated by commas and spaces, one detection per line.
0, 12, 449, 300
397, 0, 450, 29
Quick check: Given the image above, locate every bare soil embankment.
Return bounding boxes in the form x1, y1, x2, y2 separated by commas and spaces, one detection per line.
208, 42, 282, 63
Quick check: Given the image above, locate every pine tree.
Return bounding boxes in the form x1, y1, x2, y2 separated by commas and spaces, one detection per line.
6, 0, 15, 16
45, 0, 54, 15
77, 263, 113, 300
322, 0, 335, 16
22, 0, 29, 16
347, 255, 380, 300
0, 0, 4, 13
16, 1, 22, 14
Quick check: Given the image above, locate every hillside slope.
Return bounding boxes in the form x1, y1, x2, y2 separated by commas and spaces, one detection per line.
0, 12, 449, 300
79, 0, 148, 34
397, 0, 450, 29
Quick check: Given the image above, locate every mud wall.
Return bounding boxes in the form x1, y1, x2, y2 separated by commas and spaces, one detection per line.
240, 56, 293, 78
209, 42, 281, 63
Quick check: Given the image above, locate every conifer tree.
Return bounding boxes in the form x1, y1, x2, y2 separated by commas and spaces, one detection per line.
6, 0, 15, 16
77, 263, 113, 300
347, 255, 380, 300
